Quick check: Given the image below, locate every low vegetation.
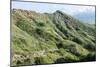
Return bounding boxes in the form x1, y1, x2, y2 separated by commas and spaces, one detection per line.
11, 9, 96, 66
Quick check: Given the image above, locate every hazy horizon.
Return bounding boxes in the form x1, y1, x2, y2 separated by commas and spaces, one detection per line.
12, 1, 95, 24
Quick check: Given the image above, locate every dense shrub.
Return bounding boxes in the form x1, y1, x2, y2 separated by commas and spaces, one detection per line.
34, 56, 53, 65
72, 37, 83, 44
12, 9, 96, 66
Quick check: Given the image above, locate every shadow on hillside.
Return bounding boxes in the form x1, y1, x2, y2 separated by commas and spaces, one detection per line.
54, 54, 96, 64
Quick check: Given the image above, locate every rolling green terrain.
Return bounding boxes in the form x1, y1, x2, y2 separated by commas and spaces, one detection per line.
11, 9, 96, 66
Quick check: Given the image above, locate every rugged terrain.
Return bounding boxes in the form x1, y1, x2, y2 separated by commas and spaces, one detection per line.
11, 9, 96, 66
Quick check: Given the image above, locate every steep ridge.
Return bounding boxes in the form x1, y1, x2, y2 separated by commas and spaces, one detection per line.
11, 9, 96, 66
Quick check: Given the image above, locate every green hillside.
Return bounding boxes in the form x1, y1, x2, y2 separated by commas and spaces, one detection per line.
11, 9, 96, 66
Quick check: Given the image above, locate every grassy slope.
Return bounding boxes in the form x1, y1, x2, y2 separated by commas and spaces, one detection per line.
11, 9, 96, 66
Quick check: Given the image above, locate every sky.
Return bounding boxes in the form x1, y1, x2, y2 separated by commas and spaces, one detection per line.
12, 1, 95, 24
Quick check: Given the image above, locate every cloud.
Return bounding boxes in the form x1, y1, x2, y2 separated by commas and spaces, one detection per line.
12, 1, 95, 24
12, 1, 95, 15
60, 5, 95, 15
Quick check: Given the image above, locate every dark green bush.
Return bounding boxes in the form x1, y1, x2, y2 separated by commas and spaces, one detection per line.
34, 56, 53, 65
72, 37, 83, 44
37, 22, 45, 26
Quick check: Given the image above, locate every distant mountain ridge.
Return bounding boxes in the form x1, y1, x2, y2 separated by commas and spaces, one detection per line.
11, 9, 96, 66
74, 11, 95, 24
